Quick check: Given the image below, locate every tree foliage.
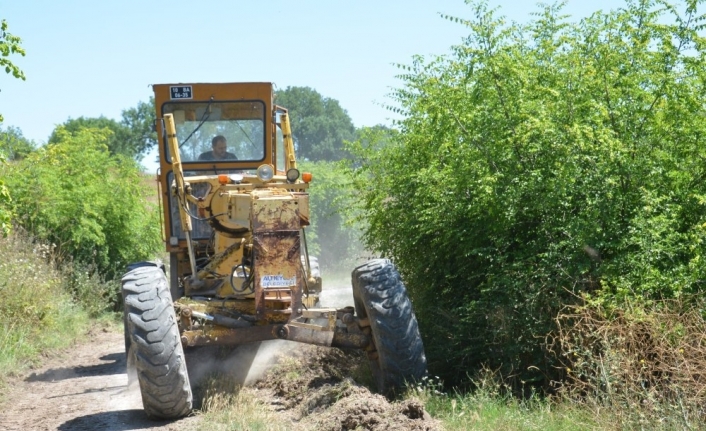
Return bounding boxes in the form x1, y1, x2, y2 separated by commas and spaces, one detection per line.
48, 97, 156, 160
0, 19, 26, 236
349, 0, 706, 388
0, 19, 25, 124
0, 125, 34, 161
0, 127, 34, 236
275, 86, 356, 161
0, 125, 30, 237
2, 127, 162, 279
48, 116, 127, 156
0, 152, 11, 237
120, 96, 157, 159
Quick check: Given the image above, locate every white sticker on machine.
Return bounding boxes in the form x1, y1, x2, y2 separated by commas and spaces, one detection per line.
261, 274, 296, 288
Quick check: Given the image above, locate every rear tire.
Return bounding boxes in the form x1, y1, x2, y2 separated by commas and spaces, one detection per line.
122, 263, 193, 419
352, 259, 427, 396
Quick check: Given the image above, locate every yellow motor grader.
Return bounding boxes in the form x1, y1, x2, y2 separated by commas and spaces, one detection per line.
121, 82, 426, 419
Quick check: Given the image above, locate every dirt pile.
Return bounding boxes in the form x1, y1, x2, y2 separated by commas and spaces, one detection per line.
254, 345, 440, 431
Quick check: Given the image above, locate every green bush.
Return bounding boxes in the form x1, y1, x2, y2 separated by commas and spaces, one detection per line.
0, 167, 11, 237
59, 260, 121, 317
349, 0, 706, 389
1, 126, 162, 281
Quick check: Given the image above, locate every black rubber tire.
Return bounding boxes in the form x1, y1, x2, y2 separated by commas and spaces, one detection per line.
351, 259, 427, 397
122, 261, 166, 359
121, 288, 130, 360
122, 263, 193, 419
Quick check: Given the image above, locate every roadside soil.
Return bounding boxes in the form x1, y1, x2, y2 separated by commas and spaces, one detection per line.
0, 283, 439, 431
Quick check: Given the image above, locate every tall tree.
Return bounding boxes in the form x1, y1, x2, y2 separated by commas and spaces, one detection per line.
120, 96, 157, 160
0, 126, 34, 160
275, 86, 356, 161
48, 116, 130, 156
47, 98, 156, 160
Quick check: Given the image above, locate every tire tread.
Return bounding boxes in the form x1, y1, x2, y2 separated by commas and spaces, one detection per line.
352, 259, 427, 396
122, 263, 192, 419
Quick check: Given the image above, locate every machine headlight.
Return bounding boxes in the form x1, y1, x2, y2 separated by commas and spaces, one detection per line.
286, 168, 300, 183
257, 164, 274, 182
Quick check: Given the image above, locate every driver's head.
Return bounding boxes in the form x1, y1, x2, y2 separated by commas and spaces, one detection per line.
211, 135, 228, 159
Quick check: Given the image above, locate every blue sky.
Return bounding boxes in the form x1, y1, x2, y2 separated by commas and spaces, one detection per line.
2, 0, 623, 151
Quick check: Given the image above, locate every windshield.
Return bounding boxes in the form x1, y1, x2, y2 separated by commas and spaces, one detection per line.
163, 100, 266, 163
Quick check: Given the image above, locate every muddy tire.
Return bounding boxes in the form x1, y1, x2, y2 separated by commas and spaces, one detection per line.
352, 259, 427, 396
122, 263, 193, 419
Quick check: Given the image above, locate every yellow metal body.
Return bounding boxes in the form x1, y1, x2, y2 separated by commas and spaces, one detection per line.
153, 82, 322, 339
164, 114, 193, 234
154, 82, 284, 245
280, 110, 297, 171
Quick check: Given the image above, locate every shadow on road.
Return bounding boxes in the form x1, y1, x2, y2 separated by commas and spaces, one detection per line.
57, 409, 176, 431
25, 350, 126, 382
47, 384, 127, 399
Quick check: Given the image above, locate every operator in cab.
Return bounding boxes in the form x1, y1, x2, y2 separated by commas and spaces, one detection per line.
198, 135, 238, 161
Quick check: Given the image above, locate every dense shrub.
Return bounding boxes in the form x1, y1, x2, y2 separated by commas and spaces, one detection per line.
0, 157, 11, 237
1, 126, 162, 281
349, 0, 706, 388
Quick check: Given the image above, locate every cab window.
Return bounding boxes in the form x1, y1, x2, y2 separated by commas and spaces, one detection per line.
163, 100, 266, 163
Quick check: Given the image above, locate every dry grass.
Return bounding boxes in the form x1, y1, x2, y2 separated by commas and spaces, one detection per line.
553, 299, 706, 429
196, 375, 289, 431
0, 230, 91, 387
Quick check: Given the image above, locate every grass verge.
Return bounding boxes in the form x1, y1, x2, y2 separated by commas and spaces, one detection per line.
416, 377, 598, 431
420, 386, 705, 431
0, 232, 101, 389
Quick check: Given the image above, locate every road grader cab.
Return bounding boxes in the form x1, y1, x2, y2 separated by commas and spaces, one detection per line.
121, 82, 426, 419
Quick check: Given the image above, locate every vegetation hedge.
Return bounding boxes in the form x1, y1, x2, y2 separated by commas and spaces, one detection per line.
348, 0, 706, 389
1, 126, 162, 282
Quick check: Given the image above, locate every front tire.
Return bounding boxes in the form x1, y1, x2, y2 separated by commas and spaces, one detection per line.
352, 259, 427, 396
122, 263, 193, 419
122, 261, 166, 359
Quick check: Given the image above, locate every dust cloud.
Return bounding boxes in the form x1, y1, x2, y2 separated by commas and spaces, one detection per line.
319, 274, 354, 308
183, 273, 356, 393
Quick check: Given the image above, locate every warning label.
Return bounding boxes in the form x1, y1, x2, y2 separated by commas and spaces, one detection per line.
261, 274, 296, 288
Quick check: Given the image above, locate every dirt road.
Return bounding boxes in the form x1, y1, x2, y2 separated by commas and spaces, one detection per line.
0, 283, 438, 431
0, 281, 356, 431
0, 327, 199, 431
